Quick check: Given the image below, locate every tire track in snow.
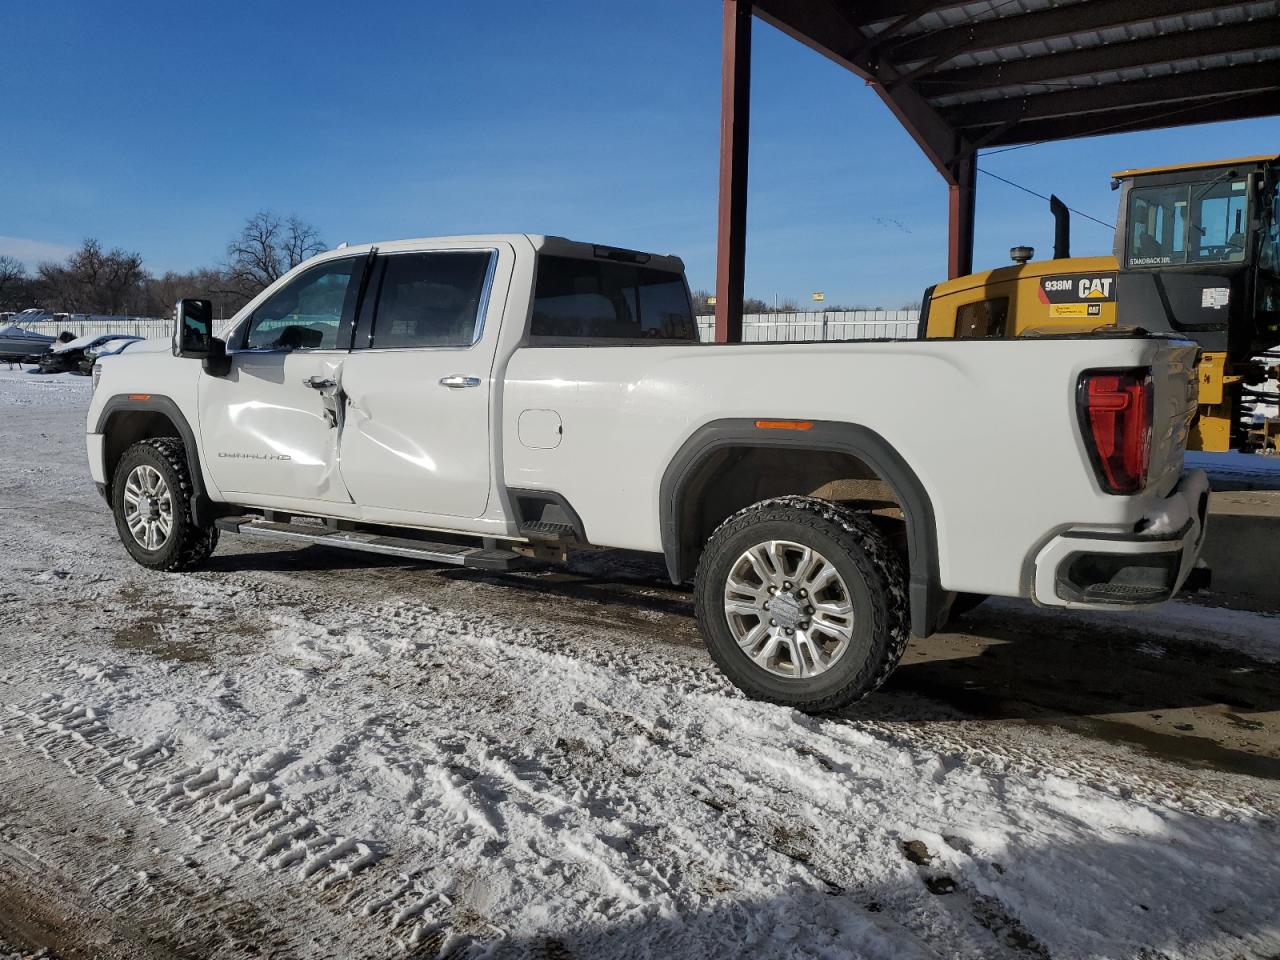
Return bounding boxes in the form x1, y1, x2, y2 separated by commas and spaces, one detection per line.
0, 694, 428, 946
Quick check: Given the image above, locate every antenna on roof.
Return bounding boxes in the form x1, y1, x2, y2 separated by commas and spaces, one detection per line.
335, 241, 348, 249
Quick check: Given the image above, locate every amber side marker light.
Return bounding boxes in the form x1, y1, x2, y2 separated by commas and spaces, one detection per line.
754, 419, 813, 431
127, 394, 152, 401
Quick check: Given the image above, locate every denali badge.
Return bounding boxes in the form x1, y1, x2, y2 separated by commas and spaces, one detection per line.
218, 452, 292, 461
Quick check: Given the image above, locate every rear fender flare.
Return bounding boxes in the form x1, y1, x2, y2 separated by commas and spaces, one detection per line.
659, 419, 945, 637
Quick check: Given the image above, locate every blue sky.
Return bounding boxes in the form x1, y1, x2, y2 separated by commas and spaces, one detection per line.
3, 0, 1277, 307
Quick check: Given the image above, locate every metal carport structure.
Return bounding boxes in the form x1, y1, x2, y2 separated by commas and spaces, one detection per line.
713, 0, 1280, 341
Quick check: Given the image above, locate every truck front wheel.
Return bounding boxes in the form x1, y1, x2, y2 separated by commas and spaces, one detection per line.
693, 496, 910, 712
111, 438, 219, 571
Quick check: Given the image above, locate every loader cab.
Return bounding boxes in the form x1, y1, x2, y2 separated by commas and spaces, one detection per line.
1111, 154, 1280, 365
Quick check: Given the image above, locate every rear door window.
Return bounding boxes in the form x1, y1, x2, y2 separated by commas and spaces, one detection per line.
531, 256, 696, 341
363, 251, 494, 349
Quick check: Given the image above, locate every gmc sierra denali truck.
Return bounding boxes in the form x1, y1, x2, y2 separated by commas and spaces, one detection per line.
87, 234, 1209, 710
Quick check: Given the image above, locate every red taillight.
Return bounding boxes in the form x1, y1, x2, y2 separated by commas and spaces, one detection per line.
1078, 368, 1153, 495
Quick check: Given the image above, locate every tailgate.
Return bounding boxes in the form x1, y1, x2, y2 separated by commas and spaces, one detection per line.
1147, 342, 1200, 496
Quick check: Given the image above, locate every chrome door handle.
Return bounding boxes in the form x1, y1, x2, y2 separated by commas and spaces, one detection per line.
303, 376, 337, 390
439, 375, 481, 388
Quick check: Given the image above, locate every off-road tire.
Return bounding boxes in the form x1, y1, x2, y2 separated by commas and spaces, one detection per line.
111, 438, 219, 571
694, 496, 910, 712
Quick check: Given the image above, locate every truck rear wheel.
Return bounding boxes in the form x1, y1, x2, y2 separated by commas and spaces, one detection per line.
111, 438, 218, 571
694, 496, 909, 712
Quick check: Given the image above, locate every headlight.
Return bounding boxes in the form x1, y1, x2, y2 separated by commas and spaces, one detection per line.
92, 362, 103, 392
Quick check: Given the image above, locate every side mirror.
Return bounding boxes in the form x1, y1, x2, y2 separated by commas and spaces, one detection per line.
174, 298, 214, 357
174, 298, 231, 376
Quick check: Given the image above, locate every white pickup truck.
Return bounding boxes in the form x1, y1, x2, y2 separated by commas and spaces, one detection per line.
87, 235, 1209, 710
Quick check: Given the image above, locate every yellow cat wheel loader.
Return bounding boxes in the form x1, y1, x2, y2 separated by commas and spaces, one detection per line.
923, 154, 1280, 453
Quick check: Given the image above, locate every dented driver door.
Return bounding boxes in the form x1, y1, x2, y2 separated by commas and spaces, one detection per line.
198, 255, 366, 506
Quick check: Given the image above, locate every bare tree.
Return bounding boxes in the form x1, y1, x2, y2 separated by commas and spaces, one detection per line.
225, 211, 326, 293
0, 255, 25, 308
280, 215, 325, 272
33, 240, 148, 314
144, 268, 253, 320
96, 247, 147, 315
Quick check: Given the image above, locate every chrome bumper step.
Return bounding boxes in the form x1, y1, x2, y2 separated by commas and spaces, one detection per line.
214, 517, 520, 570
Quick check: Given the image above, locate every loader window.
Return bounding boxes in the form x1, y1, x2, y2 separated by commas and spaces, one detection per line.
1127, 185, 1186, 267
1190, 181, 1249, 264
1126, 177, 1250, 268
1258, 188, 1280, 273
955, 297, 1007, 338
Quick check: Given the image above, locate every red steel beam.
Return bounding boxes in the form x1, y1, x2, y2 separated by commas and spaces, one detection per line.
715, 0, 752, 344
947, 153, 976, 279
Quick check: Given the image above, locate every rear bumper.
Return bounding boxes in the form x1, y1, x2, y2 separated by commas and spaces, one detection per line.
1032, 469, 1210, 608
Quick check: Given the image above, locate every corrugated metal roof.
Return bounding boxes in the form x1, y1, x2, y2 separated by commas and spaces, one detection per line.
909, 2, 1280, 109
752, 0, 1280, 153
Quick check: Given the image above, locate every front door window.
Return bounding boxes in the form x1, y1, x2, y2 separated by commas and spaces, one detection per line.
242, 258, 361, 350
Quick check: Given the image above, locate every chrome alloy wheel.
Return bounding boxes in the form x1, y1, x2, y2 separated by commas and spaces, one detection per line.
122, 464, 174, 550
723, 540, 855, 679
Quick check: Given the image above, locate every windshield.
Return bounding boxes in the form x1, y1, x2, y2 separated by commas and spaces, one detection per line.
1126, 175, 1251, 268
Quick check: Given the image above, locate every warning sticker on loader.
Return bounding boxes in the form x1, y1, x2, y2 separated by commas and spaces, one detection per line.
1048, 303, 1104, 319
1201, 287, 1230, 309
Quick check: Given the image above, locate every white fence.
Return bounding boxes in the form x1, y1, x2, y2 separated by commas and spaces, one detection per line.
696, 310, 919, 342
12, 310, 921, 345
16, 318, 172, 341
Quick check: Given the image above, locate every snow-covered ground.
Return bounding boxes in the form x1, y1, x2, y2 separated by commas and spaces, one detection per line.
1, 367, 1278, 959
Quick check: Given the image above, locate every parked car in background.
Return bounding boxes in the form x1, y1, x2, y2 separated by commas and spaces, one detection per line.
38, 333, 142, 374
79, 335, 145, 375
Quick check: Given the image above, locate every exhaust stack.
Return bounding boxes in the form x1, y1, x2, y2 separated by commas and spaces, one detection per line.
1050, 194, 1071, 259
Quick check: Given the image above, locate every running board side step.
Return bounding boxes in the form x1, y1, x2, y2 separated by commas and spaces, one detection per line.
214, 517, 521, 570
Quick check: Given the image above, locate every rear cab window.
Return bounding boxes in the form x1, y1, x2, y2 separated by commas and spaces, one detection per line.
530, 255, 697, 342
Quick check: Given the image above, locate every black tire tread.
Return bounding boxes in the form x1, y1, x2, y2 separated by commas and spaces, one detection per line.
694, 495, 910, 712
111, 437, 218, 571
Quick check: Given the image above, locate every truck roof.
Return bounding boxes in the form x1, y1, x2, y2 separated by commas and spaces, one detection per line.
316, 234, 686, 274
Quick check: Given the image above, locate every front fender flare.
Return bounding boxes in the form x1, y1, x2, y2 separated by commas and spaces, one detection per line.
95, 394, 219, 526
